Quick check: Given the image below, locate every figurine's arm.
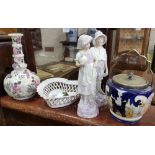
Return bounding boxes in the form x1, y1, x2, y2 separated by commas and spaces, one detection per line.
75, 52, 84, 67
90, 48, 97, 68
93, 58, 98, 68
104, 60, 108, 76
75, 60, 84, 67
102, 48, 108, 76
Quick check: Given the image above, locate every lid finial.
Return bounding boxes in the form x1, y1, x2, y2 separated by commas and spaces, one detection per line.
128, 72, 134, 80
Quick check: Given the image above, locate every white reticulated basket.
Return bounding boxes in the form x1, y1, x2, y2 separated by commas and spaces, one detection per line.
37, 78, 79, 108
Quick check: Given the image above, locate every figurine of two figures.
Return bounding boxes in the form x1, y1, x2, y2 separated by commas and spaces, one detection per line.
75, 30, 108, 118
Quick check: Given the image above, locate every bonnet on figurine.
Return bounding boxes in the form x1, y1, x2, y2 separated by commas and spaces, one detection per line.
77, 34, 92, 50
93, 30, 107, 46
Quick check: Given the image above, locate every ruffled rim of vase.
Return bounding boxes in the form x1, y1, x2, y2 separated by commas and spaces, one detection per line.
8, 33, 23, 37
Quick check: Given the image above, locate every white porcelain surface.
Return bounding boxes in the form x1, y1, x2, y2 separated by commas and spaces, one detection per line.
37, 78, 79, 108
4, 33, 40, 100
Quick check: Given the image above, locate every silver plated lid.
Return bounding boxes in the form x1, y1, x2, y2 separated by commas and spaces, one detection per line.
112, 73, 149, 89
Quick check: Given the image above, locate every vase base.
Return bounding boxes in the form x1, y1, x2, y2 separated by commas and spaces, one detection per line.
110, 109, 142, 124
13, 94, 35, 100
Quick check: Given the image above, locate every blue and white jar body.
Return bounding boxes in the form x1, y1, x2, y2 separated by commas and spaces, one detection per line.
106, 79, 154, 123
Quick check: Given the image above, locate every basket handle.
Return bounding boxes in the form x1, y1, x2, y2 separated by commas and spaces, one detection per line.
110, 49, 154, 86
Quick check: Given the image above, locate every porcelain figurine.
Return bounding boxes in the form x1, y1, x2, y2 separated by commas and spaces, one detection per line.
4, 33, 40, 100
90, 30, 108, 107
75, 34, 99, 118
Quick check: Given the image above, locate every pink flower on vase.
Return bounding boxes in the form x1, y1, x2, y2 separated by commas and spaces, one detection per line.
12, 82, 21, 94
23, 70, 30, 78
35, 79, 40, 86
16, 37, 21, 44
13, 48, 18, 55
32, 77, 39, 87
33, 80, 38, 87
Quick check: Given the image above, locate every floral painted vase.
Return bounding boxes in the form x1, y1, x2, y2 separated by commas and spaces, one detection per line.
106, 50, 154, 123
4, 33, 40, 100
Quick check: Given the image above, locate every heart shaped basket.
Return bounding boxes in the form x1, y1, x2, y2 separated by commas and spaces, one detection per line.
37, 78, 79, 108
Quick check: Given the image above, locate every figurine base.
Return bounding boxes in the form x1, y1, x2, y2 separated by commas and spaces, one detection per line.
77, 103, 99, 118
110, 109, 142, 124
77, 111, 99, 118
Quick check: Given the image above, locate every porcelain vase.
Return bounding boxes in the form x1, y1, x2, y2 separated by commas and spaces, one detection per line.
4, 33, 40, 100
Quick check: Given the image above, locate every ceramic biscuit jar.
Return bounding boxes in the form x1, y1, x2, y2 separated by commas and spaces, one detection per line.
106, 50, 154, 123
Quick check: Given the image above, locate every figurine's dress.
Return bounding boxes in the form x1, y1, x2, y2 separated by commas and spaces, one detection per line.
90, 46, 108, 107
75, 50, 98, 118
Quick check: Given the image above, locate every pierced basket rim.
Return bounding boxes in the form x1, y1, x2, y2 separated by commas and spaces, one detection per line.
37, 78, 78, 100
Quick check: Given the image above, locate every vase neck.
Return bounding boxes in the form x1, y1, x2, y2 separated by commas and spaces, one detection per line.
9, 33, 28, 70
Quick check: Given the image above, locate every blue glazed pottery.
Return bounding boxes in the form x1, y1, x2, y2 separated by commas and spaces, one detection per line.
66, 28, 78, 42
106, 76, 154, 123
105, 50, 154, 123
